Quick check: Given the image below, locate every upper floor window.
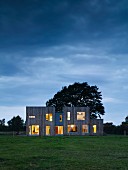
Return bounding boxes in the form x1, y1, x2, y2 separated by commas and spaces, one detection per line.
77, 112, 85, 120
29, 116, 35, 118
67, 112, 70, 120
60, 115, 62, 122
46, 113, 52, 121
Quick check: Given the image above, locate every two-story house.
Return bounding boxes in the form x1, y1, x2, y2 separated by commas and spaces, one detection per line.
26, 106, 103, 136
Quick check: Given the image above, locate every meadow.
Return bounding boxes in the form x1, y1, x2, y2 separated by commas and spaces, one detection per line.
0, 135, 128, 170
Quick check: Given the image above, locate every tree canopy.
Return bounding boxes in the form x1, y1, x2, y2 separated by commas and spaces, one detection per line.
0, 118, 6, 131
0, 119, 5, 126
46, 82, 105, 118
7, 115, 24, 134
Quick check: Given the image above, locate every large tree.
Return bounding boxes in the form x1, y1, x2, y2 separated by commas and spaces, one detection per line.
46, 82, 105, 118
0, 118, 5, 126
0, 118, 6, 131
7, 115, 24, 134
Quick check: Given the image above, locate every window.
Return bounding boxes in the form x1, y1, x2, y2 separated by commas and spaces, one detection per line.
68, 125, 77, 132
46, 114, 49, 120
49, 114, 52, 121
55, 126, 63, 134
32, 125, 39, 135
46, 113, 52, 121
46, 126, 50, 135
29, 116, 35, 118
82, 125, 89, 133
77, 112, 85, 120
29, 125, 39, 135
29, 126, 31, 135
60, 115, 62, 122
93, 125, 97, 133
67, 112, 70, 120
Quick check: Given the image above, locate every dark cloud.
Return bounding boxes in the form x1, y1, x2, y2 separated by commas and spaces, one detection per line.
0, 56, 22, 76
0, 0, 128, 52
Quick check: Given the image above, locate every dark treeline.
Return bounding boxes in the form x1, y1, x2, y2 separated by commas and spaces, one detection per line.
0, 116, 26, 134
104, 116, 128, 135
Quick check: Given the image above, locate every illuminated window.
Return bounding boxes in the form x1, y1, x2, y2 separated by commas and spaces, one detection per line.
29, 125, 39, 135
55, 126, 63, 134
68, 125, 77, 132
67, 112, 70, 120
93, 125, 97, 133
29, 116, 35, 118
49, 113, 52, 121
82, 125, 89, 133
46, 113, 52, 121
46, 126, 50, 135
29, 126, 31, 135
77, 112, 85, 120
46, 114, 49, 121
60, 115, 62, 122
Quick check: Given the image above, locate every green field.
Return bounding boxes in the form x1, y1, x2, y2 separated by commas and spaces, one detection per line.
0, 135, 128, 170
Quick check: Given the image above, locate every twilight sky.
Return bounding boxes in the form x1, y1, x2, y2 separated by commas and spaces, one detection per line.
0, 0, 128, 125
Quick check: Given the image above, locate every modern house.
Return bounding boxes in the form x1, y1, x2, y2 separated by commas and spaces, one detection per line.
26, 106, 103, 136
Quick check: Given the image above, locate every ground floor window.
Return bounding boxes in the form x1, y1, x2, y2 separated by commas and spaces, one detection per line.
68, 125, 77, 132
93, 125, 97, 133
82, 125, 89, 133
29, 125, 39, 135
55, 126, 63, 134
46, 126, 50, 135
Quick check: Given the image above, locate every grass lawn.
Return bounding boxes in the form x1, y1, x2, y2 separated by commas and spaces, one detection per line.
0, 135, 128, 170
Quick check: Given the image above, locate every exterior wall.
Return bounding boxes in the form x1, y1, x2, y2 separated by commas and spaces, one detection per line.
63, 107, 90, 135
55, 112, 64, 126
43, 107, 55, 136
26, 106, 55, 136
26, 106, 42, 136
26, 106, 103, 136
90, 119, 103, 135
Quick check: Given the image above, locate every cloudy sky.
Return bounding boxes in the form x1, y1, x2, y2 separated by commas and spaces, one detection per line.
0, 0, 128, 125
